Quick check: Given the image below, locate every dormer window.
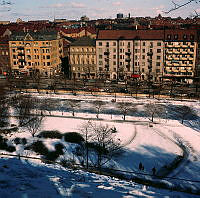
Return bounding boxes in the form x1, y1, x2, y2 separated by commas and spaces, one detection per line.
183, 34, 187, 40
174, 34, 178, 40
167, 34, 171, 40
190, 34, 194, 40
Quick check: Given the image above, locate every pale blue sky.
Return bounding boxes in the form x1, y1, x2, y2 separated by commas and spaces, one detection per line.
0, 0, 198, 21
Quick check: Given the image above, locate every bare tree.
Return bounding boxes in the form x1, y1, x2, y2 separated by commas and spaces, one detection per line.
68, 100, 80, 116
145, 102, 166, 122
165, 0, 200, 17
93, 100, 105, 119
24, 115, 44, 137
79, 120, 93, 169
118, 102, 131, 121
79, 121, 122, 171
90, 122, 122, 171
175, 105, 197, 124
12, 94, 35, 127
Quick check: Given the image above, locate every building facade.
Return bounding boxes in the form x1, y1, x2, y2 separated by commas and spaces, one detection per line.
96, 29, 199, 82
9, 31, 63, 76
70, 37, 96, 79
0, 37, 10, 75
164, 29, 198, 83
96, 30, 164, 82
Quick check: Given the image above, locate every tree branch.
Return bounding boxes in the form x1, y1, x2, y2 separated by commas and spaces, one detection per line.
164, 0, 200, 14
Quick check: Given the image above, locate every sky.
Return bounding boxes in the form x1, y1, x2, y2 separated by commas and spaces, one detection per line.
0, 0, 199, 22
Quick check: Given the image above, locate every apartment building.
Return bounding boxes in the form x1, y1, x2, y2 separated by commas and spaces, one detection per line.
164, 29, 198, 83
97, 29, 199, 82
96, 30, 164, 82
0, 37, 10, 75
9, 31, 63, 76
70, 37, 96, 79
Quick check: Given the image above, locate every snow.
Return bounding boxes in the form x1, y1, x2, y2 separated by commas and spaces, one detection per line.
0, 92, 200, 197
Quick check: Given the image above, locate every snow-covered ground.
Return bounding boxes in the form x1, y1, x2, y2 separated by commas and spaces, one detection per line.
1, 92, 200, 197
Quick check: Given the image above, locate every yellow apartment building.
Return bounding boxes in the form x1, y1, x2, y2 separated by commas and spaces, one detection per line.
9, 31, 64, 77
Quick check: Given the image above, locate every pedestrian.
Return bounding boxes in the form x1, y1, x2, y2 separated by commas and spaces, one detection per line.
152, 167, 156, 175
139, 162, 143, 171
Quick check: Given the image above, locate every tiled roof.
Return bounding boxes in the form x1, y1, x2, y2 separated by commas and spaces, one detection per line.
97, 29, 198, 41
97, 30, 164, 40
71, 36, 96, 46
10, 30, 59, 41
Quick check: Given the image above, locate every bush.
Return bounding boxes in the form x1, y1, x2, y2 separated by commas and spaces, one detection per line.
55, 143, 64, 154
14, 137, 27, 145
37, 130, 63, 139
26, 141, 48, 156
6, 145, 16, 152
21, 138, 27, 145
0, 135, 16, 152
86, 142, 108, 155
44, 151, 60, 162
44, 143, 64, 162
64, 132, 84, 144
14, 137, 21, 145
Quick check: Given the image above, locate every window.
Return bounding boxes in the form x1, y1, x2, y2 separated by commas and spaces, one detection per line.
99, 55, 102, 59
46, 55, 50, 59
113, 48, 116, 53
157, 42, 161, 46
174, 34, 178, 40
183, 34, 187, 40
157, 49, 161, 53
47, 62, 50, 66
99, 61, 103, 65
113, 42, 116, 46
157, 56, 161, 60
142, 42, 145, 46
46, 49, 50, 53
156, 69, 160, 73
156, 62, 160, 66
113, 61, 116, 65
142, 68, 144, 72
142, 55, 145, 59
98, 42, 102, 46
113, 55, 116, 59
142, 49, 145, 53
12, 49, 16, 53
142, 62, 145, 66
190, 34, 194, 40
167, 34, 171, 39
150, 42, 153, 48
106, 42, 109, 47
120, 49, 123, 53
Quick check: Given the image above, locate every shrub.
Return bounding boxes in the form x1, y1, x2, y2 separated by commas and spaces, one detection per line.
21, 138, 27, 145
55, 143, 64, 154
44, 151, 60, 162
14, 137, 21, 145
37, 130, 62, 139
64, 132, 84, 144
5, 145, 16, 152
0, 135, 16, 152
14, 137, 27, 145
86, 142, 108, 155
26, 141, 48, 156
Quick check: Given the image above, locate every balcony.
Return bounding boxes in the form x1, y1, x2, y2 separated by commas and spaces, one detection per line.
125, 58, 131, 62
104, 51, 110, 55
125, 52, 131, 55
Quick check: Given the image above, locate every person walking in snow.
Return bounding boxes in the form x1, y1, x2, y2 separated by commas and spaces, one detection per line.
152, 167, 156, 176
139, 162, 143, 171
